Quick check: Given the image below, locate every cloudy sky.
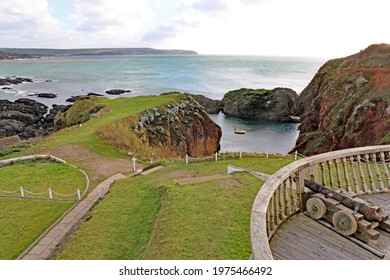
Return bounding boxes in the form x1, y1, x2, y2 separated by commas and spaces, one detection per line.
1, 0, 389, 57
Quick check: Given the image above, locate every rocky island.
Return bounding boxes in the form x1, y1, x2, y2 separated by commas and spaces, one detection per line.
187, 88, 300, 123
221, 88, 299, 122
292, 44, 390, 155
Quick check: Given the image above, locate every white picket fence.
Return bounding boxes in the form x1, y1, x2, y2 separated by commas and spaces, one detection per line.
184, 150, 302, 165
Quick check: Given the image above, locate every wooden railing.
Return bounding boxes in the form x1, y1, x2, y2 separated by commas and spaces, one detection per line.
250, 145, 390, 260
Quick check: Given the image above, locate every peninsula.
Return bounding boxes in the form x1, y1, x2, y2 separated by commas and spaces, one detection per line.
0, 48, 198, 60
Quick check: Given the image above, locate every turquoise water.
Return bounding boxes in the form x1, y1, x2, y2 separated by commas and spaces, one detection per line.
0, 55, 326, 154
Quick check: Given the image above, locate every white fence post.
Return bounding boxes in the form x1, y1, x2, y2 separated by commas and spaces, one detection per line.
215, 152, 218, 162
295, 150, 298, 161
239, 151, 242, 159
49, 188, 53, 199
77, 189, 81, 201
266, 149, 269, 159
185, 154, 189, 165
20, 186, 24, 198
132, 157, 137, 172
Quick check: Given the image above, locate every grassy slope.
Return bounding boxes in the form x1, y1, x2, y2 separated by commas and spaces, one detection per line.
0, 95, 180, 259
0, 163, 86, 198
0, 162, 86, 259
0, 199, 73, 259
38, 95, 182, 159
58, 156, 294, 260
1, 95, 181, 161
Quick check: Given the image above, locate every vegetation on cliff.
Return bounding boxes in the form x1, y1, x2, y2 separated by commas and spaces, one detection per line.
293, 44, 390, 155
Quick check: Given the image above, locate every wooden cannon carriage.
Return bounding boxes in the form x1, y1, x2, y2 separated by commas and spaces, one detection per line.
303, 179, 390, 243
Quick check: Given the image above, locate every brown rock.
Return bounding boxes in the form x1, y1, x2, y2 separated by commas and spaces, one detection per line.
292, 44, 390, 155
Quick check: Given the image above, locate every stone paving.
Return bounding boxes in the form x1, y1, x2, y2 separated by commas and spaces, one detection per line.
19, 173, 126, 260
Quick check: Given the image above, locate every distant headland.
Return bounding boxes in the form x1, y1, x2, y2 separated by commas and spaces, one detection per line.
0, 47, 198, 60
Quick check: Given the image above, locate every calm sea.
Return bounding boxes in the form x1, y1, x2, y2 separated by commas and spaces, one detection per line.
0, 55, 327, 154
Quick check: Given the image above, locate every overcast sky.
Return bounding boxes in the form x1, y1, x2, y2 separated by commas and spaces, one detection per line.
1, 0, 389, 57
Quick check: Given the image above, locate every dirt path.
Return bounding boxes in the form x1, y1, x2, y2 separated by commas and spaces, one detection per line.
44, 144, 139, 181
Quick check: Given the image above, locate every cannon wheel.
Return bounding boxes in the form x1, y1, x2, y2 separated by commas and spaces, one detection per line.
306, 197, 326, 219
332, 210, 358, 236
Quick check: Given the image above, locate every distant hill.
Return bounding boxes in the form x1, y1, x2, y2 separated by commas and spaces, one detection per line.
0, 48, 198, 59
0, 50, 33, 60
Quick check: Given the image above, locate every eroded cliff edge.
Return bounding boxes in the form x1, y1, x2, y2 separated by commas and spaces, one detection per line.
292, 44, 390, 155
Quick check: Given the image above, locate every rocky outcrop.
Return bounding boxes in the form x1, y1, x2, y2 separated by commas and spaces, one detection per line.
292, 44, 390, 155
221, 88, 299, 122
97, 94, 222, 158
54, 97, 108, 131
35, 93, 58, 99
161, 92, 223, 114
105, 89, 131, 95
0, 76, 33, 86
0, 51, 32, 60
189, 94, 223, 114
0, 99, 69, 139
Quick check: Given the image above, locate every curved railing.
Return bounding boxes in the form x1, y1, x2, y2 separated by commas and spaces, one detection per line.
250, 145, 390, 260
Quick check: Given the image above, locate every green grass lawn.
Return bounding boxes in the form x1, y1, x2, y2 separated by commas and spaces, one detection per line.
0, 94, 297, 260
0, 198, 73, 259
0, 163, 87, 200
57, 156, 294, 260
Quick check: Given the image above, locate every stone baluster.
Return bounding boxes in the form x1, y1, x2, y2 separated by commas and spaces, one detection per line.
283, 180, 289, 217
277, 185, 284, 220
342, 157, 352, 193
334, 158, 343, 189
380, 152, 390, 189
320, 162, 326, 186
364, 154, 376, 192
289, 176, 296, 212
327, 160, 334, 188
357, 154, 369, 193
349, 156, 361, 194
273, 193, 278, 227
371, 153, 385, 191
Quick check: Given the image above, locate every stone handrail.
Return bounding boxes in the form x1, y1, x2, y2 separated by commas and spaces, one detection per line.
250, 145, 390, 260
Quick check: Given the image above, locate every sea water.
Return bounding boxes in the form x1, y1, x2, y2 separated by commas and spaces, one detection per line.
0, 55, 327, 154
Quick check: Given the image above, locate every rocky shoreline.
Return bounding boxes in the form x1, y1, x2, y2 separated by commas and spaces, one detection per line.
1, 75, 303, 146
0, 98, 69, 140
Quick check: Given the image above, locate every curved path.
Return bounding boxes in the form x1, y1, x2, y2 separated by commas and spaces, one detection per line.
19, 173, 126, 260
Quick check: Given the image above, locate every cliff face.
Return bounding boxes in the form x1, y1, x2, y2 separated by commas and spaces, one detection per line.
222, 88, 299, 122
97, 95, 222, 158
293, 44, 390, 155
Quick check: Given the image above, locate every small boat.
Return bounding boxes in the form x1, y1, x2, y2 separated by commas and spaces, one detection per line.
234, 128, 246, 134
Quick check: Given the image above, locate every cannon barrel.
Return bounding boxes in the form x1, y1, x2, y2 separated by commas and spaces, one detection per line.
304, 179, 388, 223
